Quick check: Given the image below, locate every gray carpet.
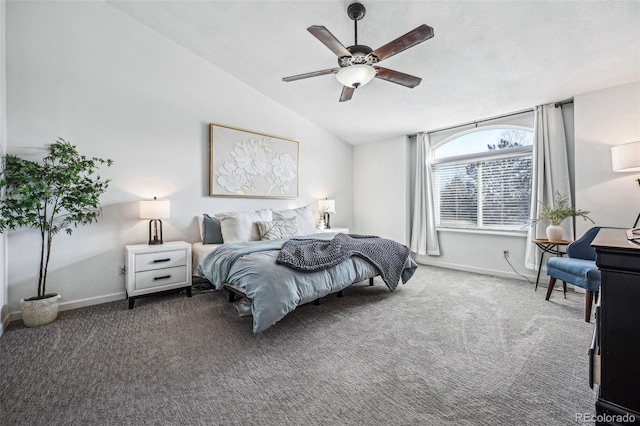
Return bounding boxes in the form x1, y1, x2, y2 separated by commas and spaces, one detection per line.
0, 265, 596, 425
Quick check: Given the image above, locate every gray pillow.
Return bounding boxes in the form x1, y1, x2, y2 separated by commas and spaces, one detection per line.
202, 214, 224, 244
256, 217, 299, 240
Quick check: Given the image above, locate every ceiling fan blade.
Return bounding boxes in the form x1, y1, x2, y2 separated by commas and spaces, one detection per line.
308, 26, 352, 58
339, 86, 355, 102
374, 67, 422, 88
283, 68, 339, 82
372, 24, 434, 61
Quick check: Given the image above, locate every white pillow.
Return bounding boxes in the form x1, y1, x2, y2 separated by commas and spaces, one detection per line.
273, 204, 317, 235
216, 209, 273, 243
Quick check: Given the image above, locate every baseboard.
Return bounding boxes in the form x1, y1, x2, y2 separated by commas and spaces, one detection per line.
1, 310, 10, 337
7, 291, 127, 324
415, 258, 538, 282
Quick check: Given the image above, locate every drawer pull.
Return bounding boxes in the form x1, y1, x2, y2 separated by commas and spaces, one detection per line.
153, 275, 171, 281
153, 258, 171, 263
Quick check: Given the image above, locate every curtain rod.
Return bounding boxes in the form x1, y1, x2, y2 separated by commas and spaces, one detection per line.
423, 107, 534, 136
416, 99, 574, 137
554, 99, 574, 108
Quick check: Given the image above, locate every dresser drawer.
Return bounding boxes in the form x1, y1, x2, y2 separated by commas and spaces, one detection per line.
135, 266, 188, 291
134, 249, 187, 272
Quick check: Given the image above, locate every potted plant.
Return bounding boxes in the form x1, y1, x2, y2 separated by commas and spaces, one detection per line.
533, 191, 594, 241
0, 139, 112, 326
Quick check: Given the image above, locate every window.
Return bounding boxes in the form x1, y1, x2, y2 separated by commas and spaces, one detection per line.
432, 127, 533, 231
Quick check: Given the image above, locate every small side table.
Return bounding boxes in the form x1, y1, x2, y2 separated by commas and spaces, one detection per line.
125, 241, 192, 309
533, 239, 572, 292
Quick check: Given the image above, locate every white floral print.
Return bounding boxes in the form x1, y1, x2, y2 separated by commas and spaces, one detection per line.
230, 140, 268, 177
216, 162, 248, 193
216, 138, 297, 195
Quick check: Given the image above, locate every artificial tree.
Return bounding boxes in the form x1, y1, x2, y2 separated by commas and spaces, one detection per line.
0, 138, 112, 300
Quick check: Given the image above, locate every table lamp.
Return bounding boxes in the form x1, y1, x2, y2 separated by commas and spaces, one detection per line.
611, 141, 640, 227
139, 197, 170, 245
318, 198, 336, 229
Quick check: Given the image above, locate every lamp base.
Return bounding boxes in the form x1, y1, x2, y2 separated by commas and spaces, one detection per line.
148, 219, 164, 245
323, 212, 331, 229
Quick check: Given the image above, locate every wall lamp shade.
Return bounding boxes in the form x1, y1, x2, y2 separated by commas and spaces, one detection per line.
336, 65, 377, 88
318, 199, 336, 229
139, 197, 170, 245
612, 141, 640, 172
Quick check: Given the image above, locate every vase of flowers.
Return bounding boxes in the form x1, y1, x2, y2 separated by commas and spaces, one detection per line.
532, 191, 594, 241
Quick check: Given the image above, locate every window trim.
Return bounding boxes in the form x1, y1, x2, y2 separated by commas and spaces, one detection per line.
431, 124, 533, 160
432, 145, 532, 167
431, 124, 534, 233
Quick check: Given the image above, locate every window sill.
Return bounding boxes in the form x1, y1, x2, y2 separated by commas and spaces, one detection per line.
436, 227, 528, 237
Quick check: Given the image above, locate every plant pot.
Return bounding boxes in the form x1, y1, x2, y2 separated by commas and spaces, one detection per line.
546, 225, 564, 242
20, 293, 61, 327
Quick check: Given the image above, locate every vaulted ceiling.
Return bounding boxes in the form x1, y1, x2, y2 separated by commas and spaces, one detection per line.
108, 1, 640, 145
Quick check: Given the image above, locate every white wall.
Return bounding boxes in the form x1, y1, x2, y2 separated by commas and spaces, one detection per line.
574, 81, 640, 236
0, 0, 8, 335
5, 1, 353, 316
352, 135, 409, 244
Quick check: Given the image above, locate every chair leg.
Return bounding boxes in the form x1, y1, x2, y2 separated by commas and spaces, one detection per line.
585, 291, 595, 322
562, 281, 567, 299
545, 277, 557, 301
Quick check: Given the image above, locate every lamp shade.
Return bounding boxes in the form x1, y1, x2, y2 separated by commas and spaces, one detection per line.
612, 141, 640, 172
139, 198, 170, 219
318, 199, 336, 214
335, 65, 376, 88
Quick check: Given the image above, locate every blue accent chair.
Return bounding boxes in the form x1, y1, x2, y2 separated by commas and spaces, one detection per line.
545, 227, 601, 322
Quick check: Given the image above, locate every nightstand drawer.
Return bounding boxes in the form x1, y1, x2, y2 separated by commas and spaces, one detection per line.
135, 266, 187, 291
135, 249, 187, 272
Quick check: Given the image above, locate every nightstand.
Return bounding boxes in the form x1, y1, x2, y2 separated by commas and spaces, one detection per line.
317, 227, 349, 233
125, 241, 192, 309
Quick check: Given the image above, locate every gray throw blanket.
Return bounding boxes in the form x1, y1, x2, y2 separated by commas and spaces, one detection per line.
276, 233, 411, 291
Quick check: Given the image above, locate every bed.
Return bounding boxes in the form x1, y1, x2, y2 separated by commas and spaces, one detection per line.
194, 206, 417, 333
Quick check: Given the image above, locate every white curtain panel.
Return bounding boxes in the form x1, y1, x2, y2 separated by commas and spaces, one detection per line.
410, 132, 441, 256
525, 104, 573, 270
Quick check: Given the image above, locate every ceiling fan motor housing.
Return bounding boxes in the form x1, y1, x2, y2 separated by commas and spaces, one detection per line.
339, 45, 379, 67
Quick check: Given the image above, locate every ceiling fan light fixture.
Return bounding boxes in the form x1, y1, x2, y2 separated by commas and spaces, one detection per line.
336, 65, 376, 88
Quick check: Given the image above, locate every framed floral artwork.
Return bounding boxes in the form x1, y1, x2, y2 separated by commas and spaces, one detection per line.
209, 124, 299, 198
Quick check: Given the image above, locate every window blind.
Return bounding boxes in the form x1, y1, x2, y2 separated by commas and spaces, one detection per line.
433, 154, 532, 230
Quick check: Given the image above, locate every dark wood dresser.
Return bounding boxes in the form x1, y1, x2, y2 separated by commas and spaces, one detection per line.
591, 228, 640, 425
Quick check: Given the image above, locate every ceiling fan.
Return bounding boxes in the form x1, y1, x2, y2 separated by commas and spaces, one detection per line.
282, 2, 434, 102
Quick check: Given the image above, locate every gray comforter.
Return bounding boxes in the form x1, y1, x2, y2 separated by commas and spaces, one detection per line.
197, 233, 417, 333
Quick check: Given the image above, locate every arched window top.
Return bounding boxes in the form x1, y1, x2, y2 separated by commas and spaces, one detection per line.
434, 126, 533, 161
430, 125, 534, 231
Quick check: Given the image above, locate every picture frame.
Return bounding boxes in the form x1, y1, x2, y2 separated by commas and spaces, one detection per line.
209, 123, 299, 199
